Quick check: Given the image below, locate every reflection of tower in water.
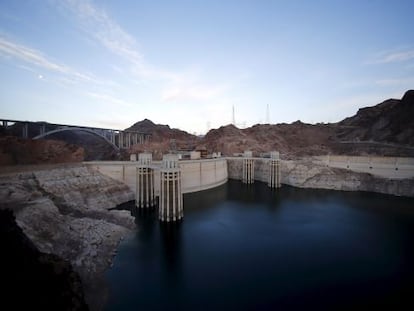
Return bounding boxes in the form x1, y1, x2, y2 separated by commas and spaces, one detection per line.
159, 222, 182, 268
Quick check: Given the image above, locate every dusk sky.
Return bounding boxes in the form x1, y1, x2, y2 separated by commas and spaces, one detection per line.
1, 0, 413, 134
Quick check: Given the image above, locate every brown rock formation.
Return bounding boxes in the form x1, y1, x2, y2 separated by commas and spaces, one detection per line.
199, 90, 414, 157
0, 136, 84, 165
338, 90, 414, 145
126, 119, 200, 159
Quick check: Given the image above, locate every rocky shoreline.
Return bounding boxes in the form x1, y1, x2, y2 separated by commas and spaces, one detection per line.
0, 165, 136, 311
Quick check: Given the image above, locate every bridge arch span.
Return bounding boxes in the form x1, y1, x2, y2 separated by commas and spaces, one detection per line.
33, 127, 119, 150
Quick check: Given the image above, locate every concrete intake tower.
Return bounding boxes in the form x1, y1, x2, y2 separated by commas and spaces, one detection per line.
136, 153, 155, 208
159, 154, 183, 222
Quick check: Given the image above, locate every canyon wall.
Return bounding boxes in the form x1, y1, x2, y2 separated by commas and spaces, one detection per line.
0, 165, 136, 311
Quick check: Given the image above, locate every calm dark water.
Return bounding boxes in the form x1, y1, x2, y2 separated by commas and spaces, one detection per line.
105, 180, 414, 310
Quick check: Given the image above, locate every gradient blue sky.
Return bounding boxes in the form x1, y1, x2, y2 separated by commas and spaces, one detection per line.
1, 0, 413, 134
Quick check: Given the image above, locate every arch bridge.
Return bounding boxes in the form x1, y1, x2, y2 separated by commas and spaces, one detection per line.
0, 119, 150, 150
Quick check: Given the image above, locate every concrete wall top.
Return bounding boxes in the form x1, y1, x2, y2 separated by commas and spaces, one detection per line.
86, 158, 228, 167
84, 158, 228, 195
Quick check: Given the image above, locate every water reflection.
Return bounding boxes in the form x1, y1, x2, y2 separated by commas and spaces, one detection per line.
159, 221, 182, 270
183, 181, 228, 211
131, 206, 158, 243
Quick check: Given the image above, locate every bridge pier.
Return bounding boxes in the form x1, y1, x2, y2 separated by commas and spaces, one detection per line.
159, 154, 183, 222
111, 131, 117, 146
39, 124, 46, 136
268, 151, 281, 188
119, 132, 124, 149
136, 153, 156, 208
22, 122, 28, 139
242, 151, 254, 184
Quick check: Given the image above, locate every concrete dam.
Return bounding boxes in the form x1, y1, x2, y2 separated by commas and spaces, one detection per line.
85, 151, 281, 222
85, 152, 414, 221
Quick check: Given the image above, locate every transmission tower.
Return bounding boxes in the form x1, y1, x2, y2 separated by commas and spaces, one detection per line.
266, 104, 270, 124
170, 139, 177, 153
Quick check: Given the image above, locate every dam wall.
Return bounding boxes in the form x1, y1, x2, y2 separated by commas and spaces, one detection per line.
85, 158, 228, 195
86, 156, 414, 197
227, 157, 269, 183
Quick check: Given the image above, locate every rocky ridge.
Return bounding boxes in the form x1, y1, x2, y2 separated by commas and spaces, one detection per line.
199, 90, 414, 158
122, 90, 414, 159
126, 119, 200, 159
0, 165, 135, 311
338, 89, 414, 145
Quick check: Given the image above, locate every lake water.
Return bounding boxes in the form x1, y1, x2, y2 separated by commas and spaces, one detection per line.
105, 180, 414, 310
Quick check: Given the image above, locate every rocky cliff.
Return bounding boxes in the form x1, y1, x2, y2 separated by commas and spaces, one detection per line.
1, 209, 89, 310
338, 90, 414, 145
0, 165, 136, 311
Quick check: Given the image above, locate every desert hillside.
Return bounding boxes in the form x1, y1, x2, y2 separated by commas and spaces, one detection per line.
198, 90, 414, 158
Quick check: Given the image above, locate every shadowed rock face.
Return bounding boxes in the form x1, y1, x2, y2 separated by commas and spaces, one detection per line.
338, 90, 414, 146
0, 209, 89, 311
48, 131, 119, 161
0, 165, 136, 311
